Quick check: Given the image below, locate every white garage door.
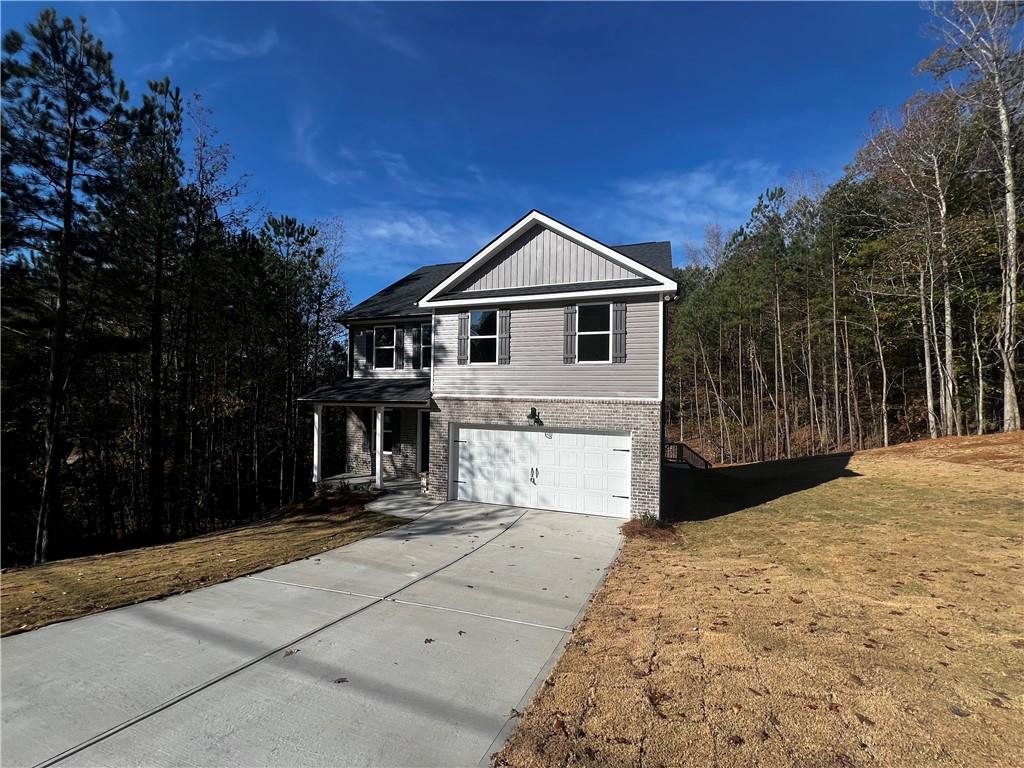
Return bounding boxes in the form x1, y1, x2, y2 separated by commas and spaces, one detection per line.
451, 426, 631, 518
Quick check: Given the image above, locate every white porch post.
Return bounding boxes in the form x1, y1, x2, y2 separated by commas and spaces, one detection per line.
312, 404, 324, 484
374, 406, 385, 489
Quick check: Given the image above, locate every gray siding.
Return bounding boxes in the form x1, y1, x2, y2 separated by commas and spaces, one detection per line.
432, 297, 661, 399
351, 320, 431, 380
453, 225, 639, 293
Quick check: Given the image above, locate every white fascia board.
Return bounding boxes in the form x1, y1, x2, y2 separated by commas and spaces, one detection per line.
418, 210, 677, 307
422, 286, 672, 309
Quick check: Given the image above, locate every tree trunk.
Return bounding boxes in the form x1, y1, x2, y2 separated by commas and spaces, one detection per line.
35, 129, 77, 563
994, 70, 1021, 432
919, 268, 938, 439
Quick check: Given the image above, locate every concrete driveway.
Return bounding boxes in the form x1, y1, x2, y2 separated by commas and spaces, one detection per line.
1, 501, 622, 767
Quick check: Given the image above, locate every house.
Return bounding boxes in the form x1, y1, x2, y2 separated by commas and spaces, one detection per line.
298, 211, 678, 519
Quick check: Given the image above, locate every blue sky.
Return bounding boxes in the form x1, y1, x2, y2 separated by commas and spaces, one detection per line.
2, 2, 941, 304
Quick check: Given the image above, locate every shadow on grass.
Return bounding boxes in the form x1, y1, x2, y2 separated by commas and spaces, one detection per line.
662, 452, 859, 523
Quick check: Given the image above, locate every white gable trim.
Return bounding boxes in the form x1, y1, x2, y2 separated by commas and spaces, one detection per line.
421, 285, 673, 308
418, 211, 677, 307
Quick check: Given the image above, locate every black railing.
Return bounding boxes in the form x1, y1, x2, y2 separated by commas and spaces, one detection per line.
664, 441, 712, 469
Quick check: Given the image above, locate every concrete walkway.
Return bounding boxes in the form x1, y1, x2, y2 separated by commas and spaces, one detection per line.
1, 501, 622, 768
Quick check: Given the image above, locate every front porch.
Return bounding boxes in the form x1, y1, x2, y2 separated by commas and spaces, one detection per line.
299, 378, 432, 491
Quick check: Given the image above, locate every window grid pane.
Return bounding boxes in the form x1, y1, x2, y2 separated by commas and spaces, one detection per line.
578, 304, 610, 333
578, 333, 610, 362
470, 337, 497, 363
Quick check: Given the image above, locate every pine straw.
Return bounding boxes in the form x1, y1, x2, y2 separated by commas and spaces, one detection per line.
0, 492, 400, 636
494, 432, 1024, 768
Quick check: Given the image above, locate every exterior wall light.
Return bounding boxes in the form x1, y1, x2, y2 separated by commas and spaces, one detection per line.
527, 407, 543, 426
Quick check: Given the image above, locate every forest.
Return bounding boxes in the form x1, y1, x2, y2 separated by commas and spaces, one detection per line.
2, 10, 350, 564
666, 1, 1022, 465
1, 3, 1020, 566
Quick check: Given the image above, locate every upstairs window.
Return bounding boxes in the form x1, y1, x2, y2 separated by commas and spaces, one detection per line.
421, 323, 432, 369
577, 304, 611, 363
469, 309, 497, 364
374, 326, 396, 369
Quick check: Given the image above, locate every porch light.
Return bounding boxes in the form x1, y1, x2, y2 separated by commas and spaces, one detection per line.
527, 407, 543, 426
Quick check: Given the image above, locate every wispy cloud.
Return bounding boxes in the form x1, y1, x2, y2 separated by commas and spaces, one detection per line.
289, 109, 365, 186
144, 27, 280, 72
605, 159, 783, 246
341, 205, 497, 282
331, 4, 421, 60
93, 7, 126, 42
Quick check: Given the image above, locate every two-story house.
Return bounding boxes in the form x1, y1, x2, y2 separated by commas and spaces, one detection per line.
298, 211, 677, 519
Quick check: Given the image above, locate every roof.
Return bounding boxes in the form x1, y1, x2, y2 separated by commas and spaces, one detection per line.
341, 214, 675, 321
342, 263, 462, 321
297, 378, 430, 405
612, 242, 674, 279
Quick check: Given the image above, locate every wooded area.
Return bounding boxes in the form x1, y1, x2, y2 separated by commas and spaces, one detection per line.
667, 1, 1022, 464
1, 4, 1020, 566
2, 10, 349, 564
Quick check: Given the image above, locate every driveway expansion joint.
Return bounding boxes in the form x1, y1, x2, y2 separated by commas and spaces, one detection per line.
32, 508, 530, 768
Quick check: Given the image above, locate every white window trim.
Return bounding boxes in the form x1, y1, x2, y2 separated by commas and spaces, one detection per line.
576, 302, 612, 364
373, 325, 396, 370
420, 322, 432, 369
468, 309, 498, 365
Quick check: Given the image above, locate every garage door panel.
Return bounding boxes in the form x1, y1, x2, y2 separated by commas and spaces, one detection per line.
452, 425, 631, 519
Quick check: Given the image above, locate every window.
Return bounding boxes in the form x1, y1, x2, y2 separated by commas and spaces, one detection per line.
374, 326, 395, 369
421, 322, 432, 369
382, 410, 394, 454
469, 309, 497, 364
577, 303, 611, 363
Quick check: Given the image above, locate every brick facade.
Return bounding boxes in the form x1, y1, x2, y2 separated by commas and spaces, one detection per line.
426, 397, 662, 519
343, 406, 421, 478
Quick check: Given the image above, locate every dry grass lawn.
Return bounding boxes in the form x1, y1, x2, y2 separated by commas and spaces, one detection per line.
1, 492, 400, 636
494, 432, 1024, 768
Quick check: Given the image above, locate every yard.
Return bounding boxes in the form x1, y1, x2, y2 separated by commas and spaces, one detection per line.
0, 492, 399, 636
494, 432, 1024, 768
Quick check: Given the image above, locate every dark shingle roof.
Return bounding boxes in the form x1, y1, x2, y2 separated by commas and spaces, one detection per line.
341, 239, 674, 322
612, 242, 674, 278
342, 262, 462, 321
297, 378, 430, 405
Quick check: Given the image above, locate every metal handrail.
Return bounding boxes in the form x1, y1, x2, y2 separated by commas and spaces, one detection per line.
664, 441, 712, 469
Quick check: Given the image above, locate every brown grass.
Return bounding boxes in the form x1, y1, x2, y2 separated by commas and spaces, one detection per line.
494, 432, 1024, 768
1, 493, 400, 636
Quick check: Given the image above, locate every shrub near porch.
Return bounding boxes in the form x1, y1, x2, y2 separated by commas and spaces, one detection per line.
494, 432, 1024, 768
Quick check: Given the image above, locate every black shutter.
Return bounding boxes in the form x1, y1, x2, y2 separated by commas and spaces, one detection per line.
498, 309, 511, 365
412, 325, 422, 369
563, 306, 577, 364
360, 409, 370, 451
457, 312, 469, 365
612, 303, 627, 363
364, 330, 374, 369
392, 409, 401, 454
395, 327, 405, 369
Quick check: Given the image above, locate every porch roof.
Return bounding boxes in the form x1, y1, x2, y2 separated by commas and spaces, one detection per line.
297, 378, 430, 407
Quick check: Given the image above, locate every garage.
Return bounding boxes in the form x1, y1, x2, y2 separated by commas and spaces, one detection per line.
450, 425, 631, 518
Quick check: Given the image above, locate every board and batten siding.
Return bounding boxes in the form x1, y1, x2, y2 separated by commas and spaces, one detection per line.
452, 225, 639, 293
350, 320, 431, 380
432, 297, 661, 399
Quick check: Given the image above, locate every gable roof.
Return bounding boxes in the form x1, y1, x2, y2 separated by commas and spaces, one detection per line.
342, 262, 462, 321
612, 242, 673, 279
418, 211, 677, 308
340, 212, 677, 321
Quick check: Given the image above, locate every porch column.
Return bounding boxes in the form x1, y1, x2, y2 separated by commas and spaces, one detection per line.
374, 406, 385, 489
312, 404, 324, 484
